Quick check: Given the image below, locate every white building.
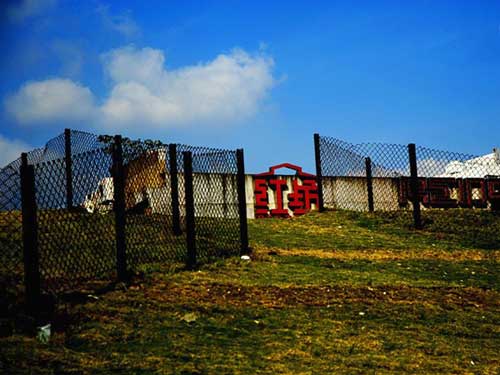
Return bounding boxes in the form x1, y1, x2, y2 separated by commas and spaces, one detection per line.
441, 148, 500, 178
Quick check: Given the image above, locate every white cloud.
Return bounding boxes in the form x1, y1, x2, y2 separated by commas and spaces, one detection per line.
99, 46, 276, 129
96, 4, 140, 38
101, 46, 165, 86
4, 78, 96, 125
7, 0, 57, 23
5, 46, 277, 131
0, 135, 31, 168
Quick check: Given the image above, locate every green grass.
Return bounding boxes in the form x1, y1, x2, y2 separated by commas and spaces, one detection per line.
248, 209, 500, 251
1, 210, 239, 292
1, 209, 499, 374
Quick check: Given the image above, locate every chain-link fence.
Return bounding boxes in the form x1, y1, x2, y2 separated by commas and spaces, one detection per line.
0, 162, 23, 302
0, 129, 248, 312
316, 136, 408, 211
314, 134, 500, 220
34, 144, 116, 293
186, 146, 241, 261
411, 144, 500, 210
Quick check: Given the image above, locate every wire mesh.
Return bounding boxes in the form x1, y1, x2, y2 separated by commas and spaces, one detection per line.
0, 129, 243, 297
319, 136, 408, 211
120, 139, 186, 266
34, 146, 116, 293
413, 145, 500, 210
178, 145, 240, 261
0, 164, 23, 294
318, 135, 500, 212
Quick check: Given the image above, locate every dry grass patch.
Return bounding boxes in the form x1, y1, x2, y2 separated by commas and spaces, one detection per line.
260, 246, 500, 262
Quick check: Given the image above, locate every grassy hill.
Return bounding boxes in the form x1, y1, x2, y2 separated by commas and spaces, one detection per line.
1, 210, 499, 374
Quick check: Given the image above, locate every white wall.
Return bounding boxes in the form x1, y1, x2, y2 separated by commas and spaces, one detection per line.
147, 174, 402, 219
87, 172, 404, 218
323, 176, 400, 211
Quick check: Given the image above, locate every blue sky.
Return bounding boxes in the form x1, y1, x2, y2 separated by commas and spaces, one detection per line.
1, 0, 500, 172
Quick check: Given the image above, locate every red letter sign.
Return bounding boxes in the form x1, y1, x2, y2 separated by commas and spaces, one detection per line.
254, 163, 318, 218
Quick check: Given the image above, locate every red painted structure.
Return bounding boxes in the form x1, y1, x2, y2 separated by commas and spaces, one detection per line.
254, 163, 319, 218
398, 177, 500, 208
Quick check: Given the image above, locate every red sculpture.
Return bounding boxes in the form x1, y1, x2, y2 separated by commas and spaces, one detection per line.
254, 163, 318, 218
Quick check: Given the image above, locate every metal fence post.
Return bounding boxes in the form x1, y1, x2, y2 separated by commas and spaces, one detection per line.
365, 157, 374, 212
168, 144, 182, 236
408, 143, 422, 229
236, 149, 249, 255
183, 151, 196, 268
313, 133, 325, 212
20, 153, 41, 315
112, 135, 128, 281
64, 128, 73, 209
